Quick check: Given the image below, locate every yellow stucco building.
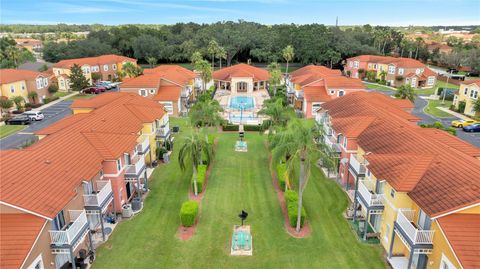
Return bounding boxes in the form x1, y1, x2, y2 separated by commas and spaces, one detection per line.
453, 80, 480, 117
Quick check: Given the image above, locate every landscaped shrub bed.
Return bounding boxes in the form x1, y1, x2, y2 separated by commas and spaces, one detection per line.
285, 190, 306, 228
180, 200, 199, 227
222, 124, 263, 132
191, 164, 207, 193
222, 124, 239, 131
276, 163, 288, 191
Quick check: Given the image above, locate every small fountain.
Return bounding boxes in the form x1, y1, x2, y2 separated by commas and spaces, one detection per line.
235, 125, 248, 152
231, 210, 253, 256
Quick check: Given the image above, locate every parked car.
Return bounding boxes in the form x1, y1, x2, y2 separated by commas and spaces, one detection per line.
82, 87, 100, 94
466, 71, 480, 77
446, 68, 459, 74
451, 119, 478, 128
97, 86, 107, 92
463, 123, 480, 132
23, 111, 45, 121
96, 81, 113, 90
5, 115, 32, 125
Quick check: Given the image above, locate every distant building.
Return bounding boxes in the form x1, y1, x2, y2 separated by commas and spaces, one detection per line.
0, 69, 52, 105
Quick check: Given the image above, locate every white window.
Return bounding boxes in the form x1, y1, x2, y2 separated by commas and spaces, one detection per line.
384, 224, 390, 243
388, 65, 395, 74
312, 103, 321, 114
373, 64, 378, 70
10, 85, 15, 93
330, 90, 335, 95
390, 188, 396, 198
463, 87, 468, 95
349, 61, 353, 67
82, 67, 90, 74
398, 68, 404, 75
27, 254, 44, 269
116, 159, 122, 172
415, 68, 421, 75
411, 78, 417, 87
427, 76, 435, 86
103, 64, 109, 71
149, 89, 155, 94
440, 253, 457, 269
21, 83, 26, 91
338, 90, 345, 97
43, 78, 48, 87
60, 80, 65, 87
159, 101, 173, 114
112, 64, 117, 70
36, 78, 42, 89
353, 61, 359, 68
139, 89, 147, 97
92, 66, 99, 72
368, 63, 372, 69
471, 90, 478, 99
343, 137, 347, 148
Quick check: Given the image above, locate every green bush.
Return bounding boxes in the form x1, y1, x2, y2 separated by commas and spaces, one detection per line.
284, 190, 306, 228
222, 124, 239, 131
192, 164, 207, 193
244, 125, 262, 131
284, 190, 298, 204
276, 163, 287, 191
180, 200, 199, 227
44, 96, 59, 104
207, 133, 215, 145
445, 127, 457, 136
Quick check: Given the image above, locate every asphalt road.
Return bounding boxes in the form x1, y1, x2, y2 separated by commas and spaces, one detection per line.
0, 100, 73, 149
366, 89, 480, 147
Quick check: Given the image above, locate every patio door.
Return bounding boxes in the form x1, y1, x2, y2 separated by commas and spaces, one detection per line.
412, 253, 428, 269
418, 209, 432, 230
52, 210, 66, 230
83, 180, 94, 195
124, 153, 131, 166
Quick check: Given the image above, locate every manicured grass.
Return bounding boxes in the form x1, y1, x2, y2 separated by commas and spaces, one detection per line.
0, 125, 26, 139
93, 118, 385, 269
424, 100, 454, 118
364, 82, 395, 92
67, 93, 93, 101
54, 92, 70, 98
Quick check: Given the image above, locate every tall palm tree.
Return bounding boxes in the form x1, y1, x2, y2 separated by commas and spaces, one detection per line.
270, 120, 327, 232
282, 45, 295, 74
28, 92, 38, 104
258, 98, 293, 133
178, 130, 213, 196
121, 62, 143, 78
189, 98, 223, 127
195, 59, 212, 92
207, 40, 220, 69
396, 84, 416, 102
268, 62, 282, 96
217, 47, 227, 69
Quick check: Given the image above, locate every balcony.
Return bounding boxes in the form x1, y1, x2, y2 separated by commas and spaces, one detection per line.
181, 87, 192, 98
294, 90, 304, 99
83, 180, 113, 210
50, 210, 89, 247
395, 209, 434, 245
323, 135, 341, 153
156, 127, 170, 139
349, 154, 366, 176
125, 156, 146, 178
137, 136, 150, 154
357, 180, 384, 208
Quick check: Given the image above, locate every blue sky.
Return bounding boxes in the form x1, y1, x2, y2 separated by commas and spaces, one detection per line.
1, 0, 479, 26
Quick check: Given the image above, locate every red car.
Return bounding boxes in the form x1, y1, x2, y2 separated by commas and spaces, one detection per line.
97, 86, 107, 92
82, 87, 100, 94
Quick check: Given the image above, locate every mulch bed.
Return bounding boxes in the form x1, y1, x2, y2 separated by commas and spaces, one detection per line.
269, 153, 311, 238
178, 138, 218, 241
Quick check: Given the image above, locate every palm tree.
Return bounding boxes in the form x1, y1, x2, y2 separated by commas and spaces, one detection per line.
395, 84, 416, 102
28, 92, 38, 104
6, 46, 20, 68
282, 45, 295, 74
190, 51, 203, 66
189, 98, 223, 127
270, 120, 328, 232
258, 98, 293, 133
147, 57, 157, 68
121, 62, 143, 78
195, 59, 212, 92
268, 62, 282, 96
0, 99, 14, 115
10, 96, 25, 111
218, 47, 227, 69
473, 99, 480, 114
414, 37, 424, 59
178, 130, 212, 196
379, 70, 387, 82
207, 40, 220, 70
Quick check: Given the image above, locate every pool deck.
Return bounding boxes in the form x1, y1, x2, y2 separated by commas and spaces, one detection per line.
215, 89, 270, 125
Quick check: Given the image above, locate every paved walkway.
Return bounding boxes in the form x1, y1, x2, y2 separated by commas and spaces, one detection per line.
435, 107, 473, 121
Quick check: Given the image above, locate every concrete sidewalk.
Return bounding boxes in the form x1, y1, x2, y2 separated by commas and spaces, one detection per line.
32, 91, 78, 111
435, 106, 472, 121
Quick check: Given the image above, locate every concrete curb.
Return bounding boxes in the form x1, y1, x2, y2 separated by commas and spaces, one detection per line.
32, 92, 79, 111
435, 106, 471, 120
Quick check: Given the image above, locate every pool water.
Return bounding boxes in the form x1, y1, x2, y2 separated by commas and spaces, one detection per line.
231, 230, 252, 251
230, 96, 254, 110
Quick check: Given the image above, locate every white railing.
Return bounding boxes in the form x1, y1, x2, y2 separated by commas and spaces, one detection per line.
49, 210, 88, 245
396, 209, 435, 245
181, 87, 192, 97
156, 127, 170, 137
126, 156, 145, 176
358, 180, 384, 207
83, 180, 112, 207
137, 135, 150, 153
350, 154, 366, 175
295, 90, 304, 98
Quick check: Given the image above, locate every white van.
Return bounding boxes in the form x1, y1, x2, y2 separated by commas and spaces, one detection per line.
23, 111, 45, 121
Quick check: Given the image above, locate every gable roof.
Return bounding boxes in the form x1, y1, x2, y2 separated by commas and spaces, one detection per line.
120, 65, 195, 89
152, 85, 181, 101
290, 65, 364, 89
53, 54, 136, 69
0, 69, 48, 84
0, 214, 46, 269
303, 86, 331, 103
437, 214, 480, 269
213, 63, 269, 81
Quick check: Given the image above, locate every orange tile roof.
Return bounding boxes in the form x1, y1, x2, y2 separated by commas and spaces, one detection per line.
121, 65, 195, 89
437, 214, 480, 269
321, 91, 480, 217
0, 214, 46, 269
152, 85, 181, 101
303, 86, 331, 102
463, 79, 480, 86
391, 98, 415, 110
417, 128, 480, 158
0, 69, 47, 84
53, 54, 136, 69
213, 63, 269, 81
332, 116, 377, 138
121, 74, 161, 88
2, 93, 165, 219
290, 65, 364, 89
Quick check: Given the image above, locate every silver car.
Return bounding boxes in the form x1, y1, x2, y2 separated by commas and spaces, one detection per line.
23, 111, 45, 121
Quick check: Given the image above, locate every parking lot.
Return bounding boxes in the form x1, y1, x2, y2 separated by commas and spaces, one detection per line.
0, 100, 73, 149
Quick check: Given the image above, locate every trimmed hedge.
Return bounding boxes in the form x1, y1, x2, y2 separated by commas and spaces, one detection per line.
180, 200, 199, 227
222, 124, 239, 131
207, 134, 215, 145
222, 124, 263, 132
285, 190, 306, 228
192, 164, 207, 193
276, 163, 288, 191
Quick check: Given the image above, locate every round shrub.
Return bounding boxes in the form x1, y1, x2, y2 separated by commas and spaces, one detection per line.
180, 200, 199, 227
287, 202, 306, 228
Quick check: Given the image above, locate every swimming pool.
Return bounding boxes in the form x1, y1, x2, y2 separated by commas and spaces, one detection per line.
229, 96, 255, 110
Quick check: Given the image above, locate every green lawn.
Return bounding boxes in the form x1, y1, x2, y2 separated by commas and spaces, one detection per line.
93, 118, 385, 269
54, 92, 70, 98
67, 93, 93, 101
424, 100, 454, 118
364, 82, 395, 92
0, 125, 26, 139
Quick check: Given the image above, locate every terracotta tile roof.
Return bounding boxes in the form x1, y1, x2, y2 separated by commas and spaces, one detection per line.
53, 54, 136, 69
2, 93, 165, 219
0, 69, 47, 84
35, 113, 91, 135
303, 86, 331, 102
437, 214, 480, 269
121, 65, 195, 89
152, 85, 181, 101
463, 79, 480, 86
417, 128, 480, 158
14, 38, 43, 46
332, 116, 377, 138
321, 91, 480, 217
121, 74, 161, 88
391, 98, 415, 110
0, 214, 46, 269
348, 55, 428, 68
213, 63, 269, 81
290, 65, 364, 89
